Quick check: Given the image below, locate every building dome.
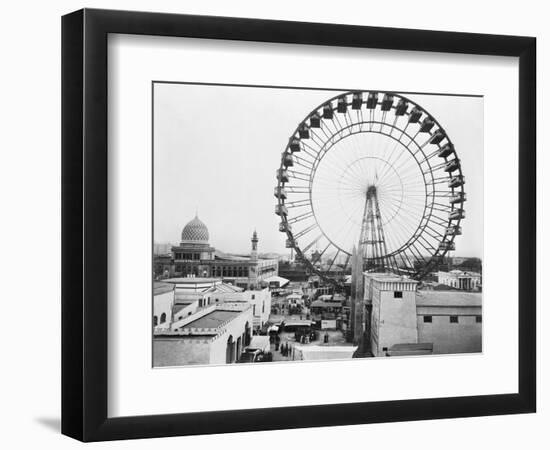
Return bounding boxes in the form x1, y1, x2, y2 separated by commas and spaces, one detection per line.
181, 215, 209, 243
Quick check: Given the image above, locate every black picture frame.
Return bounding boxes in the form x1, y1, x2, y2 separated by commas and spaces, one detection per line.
61, 8, 536, 442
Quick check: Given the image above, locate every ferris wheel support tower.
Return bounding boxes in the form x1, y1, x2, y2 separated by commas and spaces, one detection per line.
358, 185, 391, 273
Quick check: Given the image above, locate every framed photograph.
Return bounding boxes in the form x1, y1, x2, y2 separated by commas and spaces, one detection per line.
62, 8, 536, 442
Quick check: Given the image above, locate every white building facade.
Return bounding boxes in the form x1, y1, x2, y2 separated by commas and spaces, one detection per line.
365, 273, 482, 357
153, 282, 175, 330
154, 303, 254, 366
438, 270, 482, 291
365, 274, 419, 357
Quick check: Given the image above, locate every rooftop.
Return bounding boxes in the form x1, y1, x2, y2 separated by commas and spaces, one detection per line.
389, 343, 434, 351
446, 269, 482, 276
181, 309, 241, 330
311, 300, 343, 308
153, 282, 175, 296
416, 290, 482, 307
203, 284, 243, 294
164, 277, 220, 284
364, 272, 418, 284
172, 304, 191, 315
264, 275, 290, 287
215, 251, 251, 261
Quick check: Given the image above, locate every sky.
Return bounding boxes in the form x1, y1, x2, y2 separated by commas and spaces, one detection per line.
153, 83, 483, 258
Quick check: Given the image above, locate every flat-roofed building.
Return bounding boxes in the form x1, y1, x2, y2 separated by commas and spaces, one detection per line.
218, 288, 272, 330
360, 273, 482, 357
416, 290, 482, 354
153, 282, 175, 330
162, 277, 271, 331
153, 303, 253, 366
310, 299, 343, 322
364, 273, 419, 357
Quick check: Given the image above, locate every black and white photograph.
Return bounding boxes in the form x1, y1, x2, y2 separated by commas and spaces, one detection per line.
152, 83, 483, 367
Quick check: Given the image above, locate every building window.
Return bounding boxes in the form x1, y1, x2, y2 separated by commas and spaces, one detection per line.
423, 315, 432, 323
394, 291, 403, 298
476, 315, 482, 323
450, 315, 459, 323
160, 313, 166, 323
153, 316, 158, 326
251, 294, 255, 300
253, 305, 256, 316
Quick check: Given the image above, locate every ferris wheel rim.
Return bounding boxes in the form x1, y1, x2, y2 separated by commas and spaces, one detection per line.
276, 90, 466, 282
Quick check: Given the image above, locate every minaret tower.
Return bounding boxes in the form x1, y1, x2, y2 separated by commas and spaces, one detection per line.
249, 230, 259, 289
251, 229, 258, 261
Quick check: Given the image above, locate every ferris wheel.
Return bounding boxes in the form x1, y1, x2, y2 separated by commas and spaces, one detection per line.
274, 91, 466, 282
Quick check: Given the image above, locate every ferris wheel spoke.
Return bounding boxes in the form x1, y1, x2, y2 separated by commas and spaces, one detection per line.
284, 199, 310, 209
311, 242, 332, 264
430, 204, 452, 214
425, 223, 446, 240
293, 223, 319, 240
417, 233, 437, 253
430, 215, 451, 228
286, 170, 310, 183
376, 137, 415, 181
300, 138, 323, 156
285, 185, 310, 195
332, 111, 345, 133
287, 210, 315, 225
292, 157, 314, 171
301, 234, 325, 253
408, 241, 428, 263
296, 144, 319, 161
325, 249, 342, 272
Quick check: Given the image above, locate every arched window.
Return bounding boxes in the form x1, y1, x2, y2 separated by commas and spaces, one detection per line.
226, 335, 235, 364
153, 316, 158, 326
160, 312, 166, 323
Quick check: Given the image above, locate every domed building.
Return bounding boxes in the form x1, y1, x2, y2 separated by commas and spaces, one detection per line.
180, 215, 210, 244
154, 214, 278, 290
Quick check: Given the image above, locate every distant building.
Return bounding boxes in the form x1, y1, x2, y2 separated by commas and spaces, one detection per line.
277, 260, 310, 281
153, 214, 278, 289
438, 270, 481, 291
310, 299, 344, 323
153, 242, 173, 255
263, 275, 290, 289
451, 257, 468, 266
